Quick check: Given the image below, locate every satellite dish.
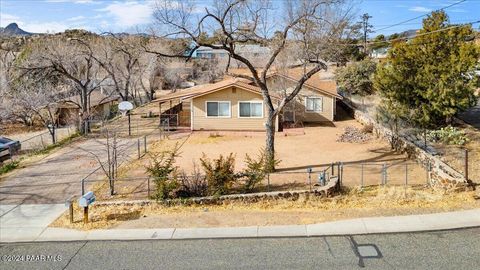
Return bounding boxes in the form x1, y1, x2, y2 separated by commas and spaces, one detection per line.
118, 101, 134, 116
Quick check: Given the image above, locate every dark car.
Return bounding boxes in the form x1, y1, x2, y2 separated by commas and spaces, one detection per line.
0, 137, 21, 162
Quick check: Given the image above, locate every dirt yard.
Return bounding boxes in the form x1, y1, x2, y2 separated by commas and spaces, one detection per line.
51, 186, 480, 230
108, 113, 427, 196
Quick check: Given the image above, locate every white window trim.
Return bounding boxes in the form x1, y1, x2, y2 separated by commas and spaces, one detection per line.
238, 101, 264, 118
305, 96, 323, 112
205, 101, 231, 118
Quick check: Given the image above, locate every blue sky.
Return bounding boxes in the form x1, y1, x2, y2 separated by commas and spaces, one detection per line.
0, 0, 479, 35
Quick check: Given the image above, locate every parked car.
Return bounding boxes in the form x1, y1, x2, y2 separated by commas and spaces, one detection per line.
0, 137, 21, 162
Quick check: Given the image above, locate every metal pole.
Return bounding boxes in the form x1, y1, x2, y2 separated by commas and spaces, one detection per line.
147, 177, 150, 198
267, 173, 270, 192
128, 112, 131, 136
426, 160, 430, 186
81, 178, 85, 195
405, 163, 408, 186
137, 138, 141, 159
144, 135, 147, 155
308, 170, 312, 192
464, 149, 469, 182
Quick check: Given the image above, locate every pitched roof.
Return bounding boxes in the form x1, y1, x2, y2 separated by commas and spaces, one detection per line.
225, 67, 340, 98
268, 68, 340, 98
155, 78, 279, 102
58, 91, 119, 109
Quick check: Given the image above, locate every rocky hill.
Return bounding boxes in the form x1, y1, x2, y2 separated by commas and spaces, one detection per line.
0, 23, 33, 37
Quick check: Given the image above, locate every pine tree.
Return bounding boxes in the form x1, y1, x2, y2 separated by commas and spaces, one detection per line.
374, 11, 479, 129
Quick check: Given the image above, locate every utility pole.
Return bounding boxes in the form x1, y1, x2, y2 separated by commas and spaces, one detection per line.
360, 13, 373, 55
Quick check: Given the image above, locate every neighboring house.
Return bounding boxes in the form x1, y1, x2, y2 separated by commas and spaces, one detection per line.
371, 47, 388, 61
56, 91, 119, 125
156, 67, 341, 131
188, 44, 271, 60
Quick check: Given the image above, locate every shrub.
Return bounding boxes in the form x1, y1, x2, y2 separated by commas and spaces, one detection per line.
427, 126, 469, 145
177, 164, 208, 198
240, 151, 267, 193
200, 153, 236, 196
145, 144, 180, 200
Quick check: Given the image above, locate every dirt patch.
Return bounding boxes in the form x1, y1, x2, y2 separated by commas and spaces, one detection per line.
50, 186, 480, 230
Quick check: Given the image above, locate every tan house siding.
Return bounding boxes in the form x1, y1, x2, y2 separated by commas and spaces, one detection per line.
266, 77, 334, 122
192, 86, 267, 131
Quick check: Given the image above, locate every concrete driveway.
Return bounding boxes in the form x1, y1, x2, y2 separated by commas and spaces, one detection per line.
458, 98, 480, 129
0, 138, 135, 205
0, 137, 137, 242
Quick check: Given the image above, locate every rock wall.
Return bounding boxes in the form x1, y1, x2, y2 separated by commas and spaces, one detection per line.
350, 107, 467, 189
98, 177, 340, 206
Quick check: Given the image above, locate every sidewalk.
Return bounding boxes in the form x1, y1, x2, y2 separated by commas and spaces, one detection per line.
1, 208, 479, 243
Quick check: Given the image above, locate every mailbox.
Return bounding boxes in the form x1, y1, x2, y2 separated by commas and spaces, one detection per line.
79, 191, 96, 208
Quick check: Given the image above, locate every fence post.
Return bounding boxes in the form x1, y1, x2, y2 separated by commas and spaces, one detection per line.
426, 160, 430, 186
147, 177, 150, 198
137, 138, 141, 159
144, 135, 147, 155
464, 149, 469, 182
81, 178, 85, 195
331, 163, 334, 176
267, 173, 270, 192
382, 163, 387, 185
405, 163, 408, 186
340, 162, 343, 187
307, 168, 312, 192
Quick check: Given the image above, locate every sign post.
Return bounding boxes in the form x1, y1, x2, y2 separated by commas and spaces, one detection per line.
78, 191, 96, 224
65, 196, 74, 224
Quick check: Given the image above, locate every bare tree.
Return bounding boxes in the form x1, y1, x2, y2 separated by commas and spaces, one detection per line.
152, 0, 355, 170
93, 34, 154, 104
5, 79, 64, 143
16, 35, 107, 134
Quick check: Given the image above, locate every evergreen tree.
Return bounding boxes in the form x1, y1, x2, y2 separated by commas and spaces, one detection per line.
374, 11, 479, 129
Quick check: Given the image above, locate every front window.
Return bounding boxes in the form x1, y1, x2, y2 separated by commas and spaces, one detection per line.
206, 101, 230, 117
239, 102, 263, 118
305, 97, 322, 112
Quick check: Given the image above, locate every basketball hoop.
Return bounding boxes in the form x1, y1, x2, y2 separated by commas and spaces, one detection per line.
118, 101, 134, 136
118, 101, 134, 116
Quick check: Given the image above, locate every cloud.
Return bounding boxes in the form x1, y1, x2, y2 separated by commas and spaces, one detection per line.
0, 13, 21, 26
67, 15, 86, 21
45, 0, 98, 4
409, 6, 432, 13
98, 1, 153, 28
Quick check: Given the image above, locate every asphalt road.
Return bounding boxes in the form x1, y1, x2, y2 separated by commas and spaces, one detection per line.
1, 227, 479, 270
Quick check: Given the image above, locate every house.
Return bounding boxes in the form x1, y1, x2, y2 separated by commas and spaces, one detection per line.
56, 91, 119, 125
155, 67, 340, 131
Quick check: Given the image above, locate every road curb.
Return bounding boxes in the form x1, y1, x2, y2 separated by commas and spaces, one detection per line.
1, 208, 479, 243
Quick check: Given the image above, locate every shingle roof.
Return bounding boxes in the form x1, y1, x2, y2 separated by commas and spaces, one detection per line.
155, 78, 279, 102
226, 67, 340, 98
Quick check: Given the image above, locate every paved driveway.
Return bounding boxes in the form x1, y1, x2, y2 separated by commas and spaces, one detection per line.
458, 98, 480, 129
0, 138, 135, 205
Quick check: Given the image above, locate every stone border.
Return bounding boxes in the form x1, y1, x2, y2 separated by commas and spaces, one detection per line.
96, 176, 339, 207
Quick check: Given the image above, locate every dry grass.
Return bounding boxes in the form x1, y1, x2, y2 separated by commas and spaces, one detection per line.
50, 186, 480, 230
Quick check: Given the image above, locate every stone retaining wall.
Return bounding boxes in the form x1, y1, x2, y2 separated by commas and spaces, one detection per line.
347, 105, 467, 189
97, 177, 340, 206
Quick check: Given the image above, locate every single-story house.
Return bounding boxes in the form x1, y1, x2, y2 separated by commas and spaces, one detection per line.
56, 91, 119, 125
155, 68, 341, 131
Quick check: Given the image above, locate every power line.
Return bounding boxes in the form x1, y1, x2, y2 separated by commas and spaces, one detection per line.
373, 0, 468, 33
